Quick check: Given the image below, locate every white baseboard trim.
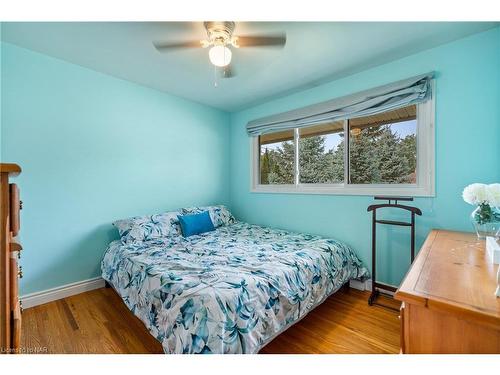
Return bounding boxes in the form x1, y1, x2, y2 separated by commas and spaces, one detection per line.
349, 279, 397, 296
349, 279, 372, 291
21, 277, 105, 309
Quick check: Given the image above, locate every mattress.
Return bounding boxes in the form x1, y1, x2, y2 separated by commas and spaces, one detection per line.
101, 221, 368, 354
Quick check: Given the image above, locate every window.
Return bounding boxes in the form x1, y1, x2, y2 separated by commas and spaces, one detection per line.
259, 130, 294, 185
299, 121, 344, 184
251, 101, 434, 196
348, 107, 417, 185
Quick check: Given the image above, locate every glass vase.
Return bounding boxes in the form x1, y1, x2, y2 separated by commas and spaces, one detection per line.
471, 203, 500, 240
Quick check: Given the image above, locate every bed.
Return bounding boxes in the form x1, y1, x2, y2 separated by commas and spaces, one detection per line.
101, 206, 369, 354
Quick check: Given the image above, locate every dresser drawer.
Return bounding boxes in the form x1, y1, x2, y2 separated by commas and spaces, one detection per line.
9, 183, 21, 236
9, 253, 21, 353
11, 301, 21, 352
9, 255, 19, 308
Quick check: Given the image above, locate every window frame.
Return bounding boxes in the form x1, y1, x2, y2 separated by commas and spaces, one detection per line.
250, 95, 435, 197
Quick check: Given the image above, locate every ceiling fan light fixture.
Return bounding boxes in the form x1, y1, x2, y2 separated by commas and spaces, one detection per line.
208, 45, 232, 67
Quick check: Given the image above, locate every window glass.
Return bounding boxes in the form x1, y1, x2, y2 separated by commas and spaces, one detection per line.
298, 121, 344, 184
259, 130, 294, 184
348, 105, 417, 184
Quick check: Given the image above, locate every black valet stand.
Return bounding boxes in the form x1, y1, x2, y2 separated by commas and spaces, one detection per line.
367, 196, 422, 307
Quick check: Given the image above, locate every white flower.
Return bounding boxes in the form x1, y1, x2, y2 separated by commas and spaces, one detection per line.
487, 183, 500, 207
462, 183, 489, 205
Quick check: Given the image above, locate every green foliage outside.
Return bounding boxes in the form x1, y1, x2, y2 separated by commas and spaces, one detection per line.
260, 124, 416, 185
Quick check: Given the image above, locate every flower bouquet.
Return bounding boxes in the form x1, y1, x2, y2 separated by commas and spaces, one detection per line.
462, 183, 500, 239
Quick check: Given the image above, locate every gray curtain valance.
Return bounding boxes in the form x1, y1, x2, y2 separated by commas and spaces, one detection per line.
246, 72, 434, 136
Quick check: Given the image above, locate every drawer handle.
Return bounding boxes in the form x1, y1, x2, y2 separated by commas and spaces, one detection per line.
20, 300, 23, 314
20, 200, 23, 210
18, 266, 23, 279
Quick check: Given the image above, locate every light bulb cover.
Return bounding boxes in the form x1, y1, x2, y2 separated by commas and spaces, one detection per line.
209, 45, 232, 67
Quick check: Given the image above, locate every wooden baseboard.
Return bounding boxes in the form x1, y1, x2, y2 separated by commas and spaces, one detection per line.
21, 277, 105, 309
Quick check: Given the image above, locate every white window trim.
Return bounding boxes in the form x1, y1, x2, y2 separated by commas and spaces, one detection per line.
250, 93, 435, 197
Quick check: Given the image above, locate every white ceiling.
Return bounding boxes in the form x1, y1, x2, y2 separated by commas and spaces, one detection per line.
1, 22, 497, 112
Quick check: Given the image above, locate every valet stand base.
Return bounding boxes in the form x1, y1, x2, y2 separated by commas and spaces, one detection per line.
368, 282, 399, 311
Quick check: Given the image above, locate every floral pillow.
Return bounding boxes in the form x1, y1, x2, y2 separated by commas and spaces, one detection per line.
181, 205, 236, 228
113, 211, 181, 243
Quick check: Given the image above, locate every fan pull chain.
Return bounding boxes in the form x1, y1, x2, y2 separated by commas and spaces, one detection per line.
214, 65, 218, 88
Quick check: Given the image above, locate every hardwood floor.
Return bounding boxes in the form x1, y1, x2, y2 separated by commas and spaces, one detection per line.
21, 287, 401, 354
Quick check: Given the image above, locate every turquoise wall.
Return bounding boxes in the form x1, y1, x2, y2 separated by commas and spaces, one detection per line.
229, 27, 500, 286
1, 42, 231, 294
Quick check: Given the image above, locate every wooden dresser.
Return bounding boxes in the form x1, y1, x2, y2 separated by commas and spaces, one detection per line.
395, 229, 500, 353
0, 163, 22, 354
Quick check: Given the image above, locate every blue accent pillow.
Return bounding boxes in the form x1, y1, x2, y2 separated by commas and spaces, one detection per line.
177, 211, 215, 237
181, 205, 236, 227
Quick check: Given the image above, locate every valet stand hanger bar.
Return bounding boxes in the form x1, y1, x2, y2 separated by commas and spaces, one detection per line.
367, 196, 422, 310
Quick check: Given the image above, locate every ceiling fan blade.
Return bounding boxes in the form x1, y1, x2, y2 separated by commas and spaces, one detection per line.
235, 34, 286, 48
220, 64, 236, 79
153, 40, 202, 51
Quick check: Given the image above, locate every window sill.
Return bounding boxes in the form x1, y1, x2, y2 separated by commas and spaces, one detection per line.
251, 184, 434, 197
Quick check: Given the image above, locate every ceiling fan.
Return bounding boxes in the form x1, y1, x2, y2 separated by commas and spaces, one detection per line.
153, 21, 286, 79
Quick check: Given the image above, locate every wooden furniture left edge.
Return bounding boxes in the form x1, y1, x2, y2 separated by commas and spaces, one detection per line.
1, 163, 22, 354
0, 164, 21, 176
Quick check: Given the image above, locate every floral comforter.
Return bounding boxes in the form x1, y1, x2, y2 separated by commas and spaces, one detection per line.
101, 221, 368, 354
